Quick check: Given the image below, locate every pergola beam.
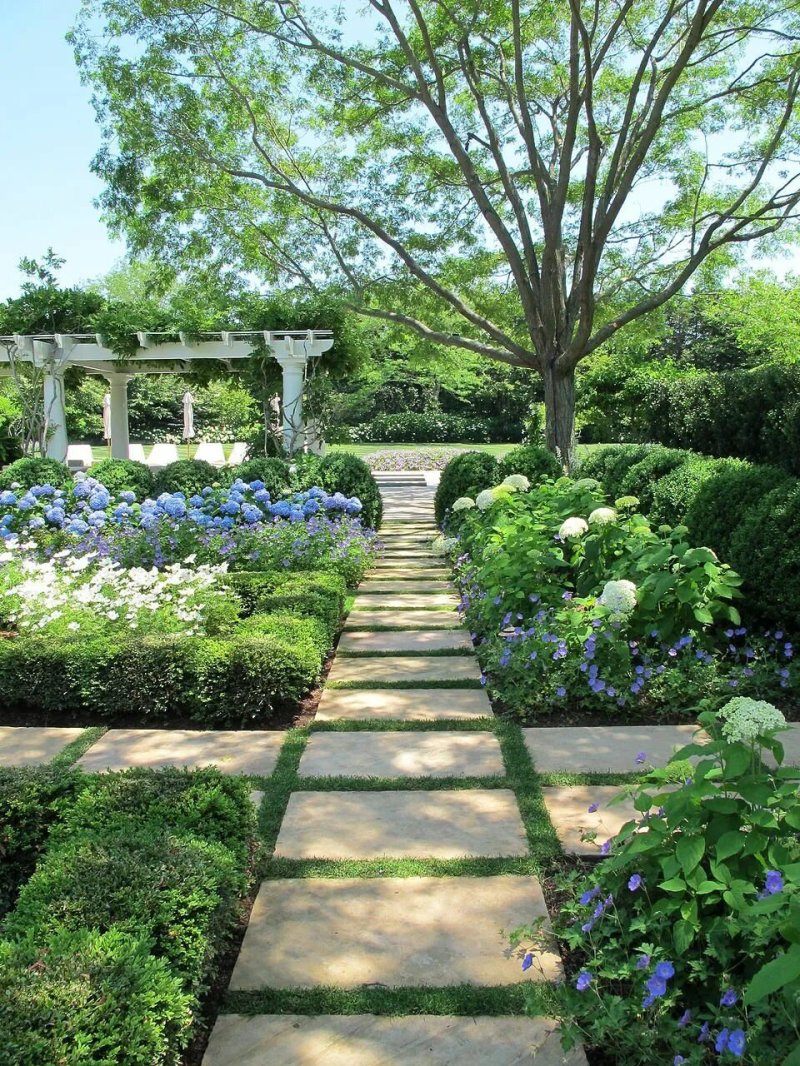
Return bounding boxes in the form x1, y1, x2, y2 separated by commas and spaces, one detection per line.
0, 331, 334, 458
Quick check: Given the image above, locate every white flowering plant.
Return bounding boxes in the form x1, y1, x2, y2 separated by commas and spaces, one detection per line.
0, 554, 237, 639
548, 704, 800, 1065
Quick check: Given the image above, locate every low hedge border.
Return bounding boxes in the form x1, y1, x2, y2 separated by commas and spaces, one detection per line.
0, 767, 255, 1066
0, 570, 346, 725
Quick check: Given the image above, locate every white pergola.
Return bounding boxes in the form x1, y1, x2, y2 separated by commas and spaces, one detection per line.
0, 330, 334, 459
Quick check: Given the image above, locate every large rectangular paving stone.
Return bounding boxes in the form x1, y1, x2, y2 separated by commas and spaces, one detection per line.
345, 610, 460, 629
366, 569, 450, 581
524, 725, 708, 773
354, 593, 457, 608
374, 558, 447, 569
0, 726, 85, 767
78, 729, 283, 776
315, 687, 493, 721
230, 874, 559, 988
338, 630, 473, 654
203, 1014, 586, 1066
298, 730, 503, 778
541, 785, 642, 856
358, 580, 454, 593
275, 789, 527, 858
327, 655, 481, 684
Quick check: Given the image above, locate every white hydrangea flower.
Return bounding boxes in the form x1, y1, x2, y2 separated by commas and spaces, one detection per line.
452, 496, 475, 512
559, 516, 589, 539
501, 474, 530, 492
573, 478, 600, 490
476, 489, 497, 511
431, 535, 459, 555
718, 697, 786, 743
588, 507, 617, 526
598, 579, 637, 617
615, 495, 640, 510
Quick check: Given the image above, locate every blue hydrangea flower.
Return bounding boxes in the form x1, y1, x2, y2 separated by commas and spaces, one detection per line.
0, 490, 17, 506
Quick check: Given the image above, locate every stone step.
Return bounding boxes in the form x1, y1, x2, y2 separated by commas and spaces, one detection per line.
0, 726, 86, 768
275, 789, 527, 859
202, 1014, 587, 1066
77, 728, 284, 776
338, 630, 473, 655
367, 569, 449, 581
523, 724, 708, 774
230, 874, 559, 989
374, 558, 445, 569
344, 610, 461, 629
327, 655, 481, 685
297, 730, 502, 778
358, 580, 454, 593
353, 593, 457, 609
315, 687, 493, 721
541, 785, 642, 857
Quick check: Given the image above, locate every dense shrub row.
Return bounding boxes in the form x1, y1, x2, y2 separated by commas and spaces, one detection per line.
579, 445, 798, 626
0, 768, 254, 1066
332, 411, 520, 444
590, 362, 800, 474
434, 445, 560, 524
0, 570, 345, 725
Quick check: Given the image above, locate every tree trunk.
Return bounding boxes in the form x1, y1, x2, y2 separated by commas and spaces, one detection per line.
542, 360, 576, 472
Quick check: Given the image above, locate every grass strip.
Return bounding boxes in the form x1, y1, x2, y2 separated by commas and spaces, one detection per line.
341, 623, 462, 632
264, 855, 540, 880
495, 720, 563, 863
48, 726, 107, 770
310, 718, 496, 732
293, 774, 507, 792
223, 983, 551, 1017
256, 728, 308, 861
536, 771, 648, 787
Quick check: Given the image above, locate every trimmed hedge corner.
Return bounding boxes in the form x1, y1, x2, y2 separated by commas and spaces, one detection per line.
0, 768, 254, 1066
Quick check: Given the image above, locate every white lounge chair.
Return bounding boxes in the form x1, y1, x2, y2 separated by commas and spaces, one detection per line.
193, 442, 226, 467
146, 443, 180, 469
227, 441, 248, 466
129, 443, 147, 463
66, 444, 94, 470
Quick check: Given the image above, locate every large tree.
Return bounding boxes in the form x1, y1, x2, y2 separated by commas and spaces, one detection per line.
72, 0, 800, 465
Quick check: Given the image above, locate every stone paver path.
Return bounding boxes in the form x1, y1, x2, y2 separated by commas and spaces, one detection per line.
315, 687, 492, 721
338, 629, 473, 653
524, 724, 708, 773
203, 1014, 585, 1066
542, 785, 644, 856
328, 654, 481, 684
78, 729, 284, 776
0, 726, 85, 767
298, 729, 502, 777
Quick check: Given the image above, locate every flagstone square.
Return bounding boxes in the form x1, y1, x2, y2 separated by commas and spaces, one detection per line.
78, 729, 284, 776
314, 687, 493, 721
338, 630, 473, 654
275, 789, 527, 858
344, 609, 460, 629
524, 724, 708, 773
0, 726, 85, 767
202, 1014, 586, 1066
353, 592, 458, 608
541, 785, 642, 856
327, 654, 482, 684
298, 730, 503, 778
229, 874, 559, 989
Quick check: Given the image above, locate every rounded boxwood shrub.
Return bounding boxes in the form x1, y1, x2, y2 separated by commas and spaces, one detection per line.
619, 447, 696, 512
434, 450, 498, 525
649, 457, 746, 527
225, 456, 290, 499
686, 463, 793, 559
496, 444, 561, 486
728, 481, 800, 625
0, 456, 72, 491
153, 459, 219, 497
306, 452, 382, 528
578, 444, 657, 498
85, 458, 154, 499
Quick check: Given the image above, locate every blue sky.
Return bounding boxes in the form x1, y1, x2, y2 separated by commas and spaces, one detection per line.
0, 1, 125, 298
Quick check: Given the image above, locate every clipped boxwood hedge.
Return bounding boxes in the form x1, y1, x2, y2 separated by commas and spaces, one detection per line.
153, 458, 219, 496
298, 452, 383, 528
85, 457, 154, 497
496, 443, 562, 485
434, 450, 498, 525
0, 457, 72, 492
0, 768, 254, 1066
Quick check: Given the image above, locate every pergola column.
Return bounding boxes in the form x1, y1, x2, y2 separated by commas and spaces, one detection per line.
105, 373, 132, 459
37, 340, 68, 462
275, 355, 307, 455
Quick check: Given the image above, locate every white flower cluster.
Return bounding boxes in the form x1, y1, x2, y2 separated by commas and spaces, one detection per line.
1, 553, 229, 637
598, 578, 637, 618
476, 489, 498, 511
559, 516, 589, 539
501, 474, 530, 492
452, 496, 475, 512
431, 535, 459, 555
588, 507, 617, 526
718, 697, 786, 743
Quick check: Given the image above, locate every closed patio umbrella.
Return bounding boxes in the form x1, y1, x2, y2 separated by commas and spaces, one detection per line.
182, 391, 195, 441
102, 392, 112, 440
